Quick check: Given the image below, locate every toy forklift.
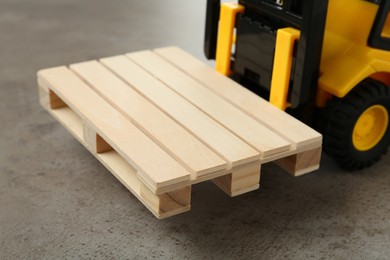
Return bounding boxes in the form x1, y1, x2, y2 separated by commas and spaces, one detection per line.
204, 0, 390, 170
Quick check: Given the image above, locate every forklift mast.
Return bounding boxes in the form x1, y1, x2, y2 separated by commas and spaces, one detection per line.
204, 0, 329, 108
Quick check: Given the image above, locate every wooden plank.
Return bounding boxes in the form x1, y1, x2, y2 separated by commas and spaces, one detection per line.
275, 147, 322, 176
83, 123, 114, 154
213, 162, 261, 197
70, 60, 227, 178
154, 46, 322, 150
100, 56, 260, 167
140, 183, 191, 218
38, 67, 191, 191
38, 85, 190, 218
127, 50, 291, 157
38, 85, 84, 144
40, 80, 237, 196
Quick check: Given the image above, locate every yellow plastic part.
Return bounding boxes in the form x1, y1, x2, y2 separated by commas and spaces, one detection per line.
352, 105, 389, 151
381, 13, 390, 38
318, 54, 376, 98
318, 0, 390, 100
215, 2, 244, 76
269, 27, 300, 110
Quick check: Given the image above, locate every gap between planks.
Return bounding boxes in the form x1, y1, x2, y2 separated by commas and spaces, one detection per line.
38, 84, 190, 219
38, 83, 263, 219
153, 46, 322, 150
38, 78, 264, 196
38, 68, 192, 192
126, 50, 291, 157
69, 60, 228, 178
99, 55, 261, 167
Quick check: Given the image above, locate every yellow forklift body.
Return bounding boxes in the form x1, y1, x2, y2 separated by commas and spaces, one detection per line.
215, 0, 390, 109
318, 0, 390, 105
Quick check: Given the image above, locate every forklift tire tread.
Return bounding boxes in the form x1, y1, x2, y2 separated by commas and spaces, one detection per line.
323, 78, 390, 171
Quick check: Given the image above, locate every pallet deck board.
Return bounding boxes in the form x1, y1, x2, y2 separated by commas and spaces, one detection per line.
38, 67, 191, 190
38, 47, 322, 218
127, 50, 291, 157
154, 46, 322, 150
70, 60, 228, 177
100, 55, 261, 167
39, 85, 190, 219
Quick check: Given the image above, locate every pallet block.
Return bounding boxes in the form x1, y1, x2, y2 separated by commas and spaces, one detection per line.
38, 47, 322, 218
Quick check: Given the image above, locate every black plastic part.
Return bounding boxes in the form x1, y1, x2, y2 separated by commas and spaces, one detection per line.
291, 0, 328, 108
240, 0, 303, 27
234, 15, 277, 89
204, 0, 220, 59
232, 0, 328, 108
322, 78, 390, 170
368, 0, 390, 51
365, 0, 382, 4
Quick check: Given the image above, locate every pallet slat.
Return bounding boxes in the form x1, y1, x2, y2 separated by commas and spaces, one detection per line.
38, 67, 191, 191
70, 60, 228, 178
100, 56, 261, 167
38, 85, 190, 219
127, 51, 291, 157
154, 46, 322, 150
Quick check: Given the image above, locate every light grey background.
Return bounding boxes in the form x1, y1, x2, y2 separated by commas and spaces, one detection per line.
1, 0, 390, 259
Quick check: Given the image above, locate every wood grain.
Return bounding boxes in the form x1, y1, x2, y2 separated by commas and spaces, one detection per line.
154, 46, 322, 150
70, 60, 227, 177
39, 85, 190, 218
127, 50, 291, 157
38, 67, 191, 191
100, 56, 260, 167
275, 147, 322, 176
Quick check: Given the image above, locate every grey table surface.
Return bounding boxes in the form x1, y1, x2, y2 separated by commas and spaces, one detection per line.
1, 0, 390, 259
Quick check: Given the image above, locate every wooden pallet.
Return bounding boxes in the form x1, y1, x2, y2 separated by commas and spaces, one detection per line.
37, 46, 322, 219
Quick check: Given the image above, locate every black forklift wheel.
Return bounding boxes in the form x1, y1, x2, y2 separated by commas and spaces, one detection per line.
323, 78, 390, 170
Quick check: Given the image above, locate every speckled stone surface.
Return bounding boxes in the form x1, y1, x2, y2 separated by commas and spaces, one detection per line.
1, 0, 390, 259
